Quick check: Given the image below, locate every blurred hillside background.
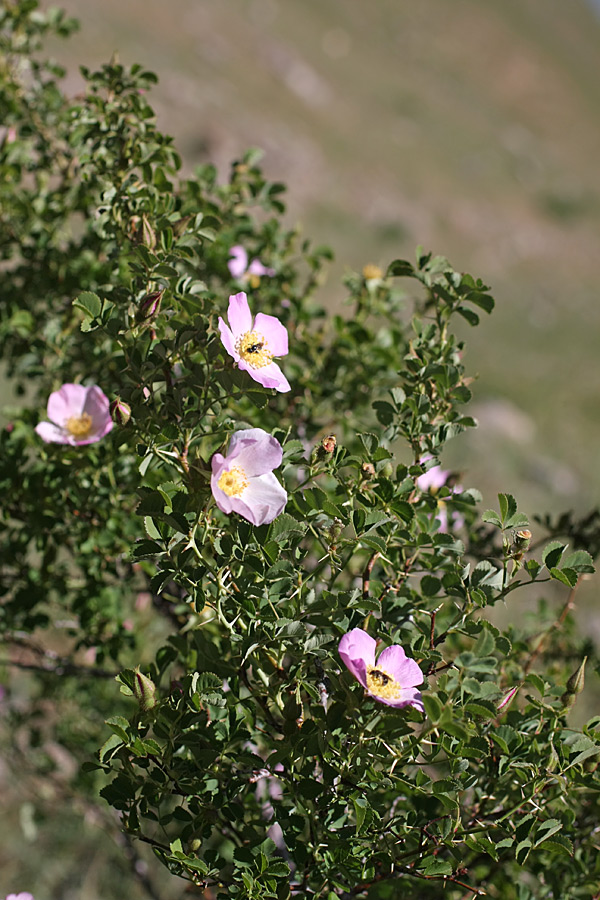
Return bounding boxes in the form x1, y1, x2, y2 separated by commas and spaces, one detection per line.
3, 0, 600, 896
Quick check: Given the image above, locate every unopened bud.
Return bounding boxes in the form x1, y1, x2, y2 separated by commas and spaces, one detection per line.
497, 684, 519, 713
322, 434, 336, 454
565, 657, 586, 695
110, 398, 131, 426
312, 434, 337, 463
560, 657, 586, 710
141, 213, 156, 249
135, 290, 163, 324
361, 462, 376, 478
133, 667, 157, 712
362, 263, 383, 281
512, 529, 532, 553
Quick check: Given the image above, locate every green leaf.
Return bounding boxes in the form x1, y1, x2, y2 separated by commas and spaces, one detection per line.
423, 694, 442, 722
73, 291, 102, 319
550, 566, 577, 588
269, 514, 307, 545
534, 818, 563, 847
498, 493, 517, 524
542, 540, 566, 569
387, 258, 415, 278
561, 550, 594, 574
420, 857, 452, 876
482, 509, 502, 527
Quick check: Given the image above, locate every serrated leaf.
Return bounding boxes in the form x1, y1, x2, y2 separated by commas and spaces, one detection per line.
534, 818, 563, 847
550, 566, 578, 588
73, 291, 102, 319
482, 509, 502, 527
561, 550, 594, 574
498, 493, 517, 524
542, 540, 566, 569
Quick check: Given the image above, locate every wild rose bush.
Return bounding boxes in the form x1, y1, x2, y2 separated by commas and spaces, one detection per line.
2, 4, 600, 899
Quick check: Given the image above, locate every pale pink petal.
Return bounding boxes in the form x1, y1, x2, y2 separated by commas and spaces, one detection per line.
47, 383, 87, 425
339, 629, 376, 689
218, 317, 239, 360
254, 313, 288, 357
35, 421, 69, 444
233, 472, 287, 525
210, 454, 236, 515
227, 292, 253, 336
382, 687, 424, 712
6, 893, 35, 900
241, 360, 290, 392
228, 428, 283, 476
82, 386, 112, 438
436, 507, 449, 533
248, 258, 275, 277
228, 246, 248, 279
377, 646, 423, 688
417, 463, 448, 492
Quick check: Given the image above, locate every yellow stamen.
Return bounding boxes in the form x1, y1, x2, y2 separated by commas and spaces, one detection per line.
235, 330, 272, 369
366, 667, 404, 701
217, 465, 249, 497
362, 264, 383, 280
65, 412, 93, 438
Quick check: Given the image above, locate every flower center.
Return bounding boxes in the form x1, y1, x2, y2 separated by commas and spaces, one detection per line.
235, 330, 273, 369
217, 465, 249, 497
366, 667, 403, 701
65, 412, 93, 438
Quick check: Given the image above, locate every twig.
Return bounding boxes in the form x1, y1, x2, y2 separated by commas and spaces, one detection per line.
523, 576, 581, 675
362, 551, 380, 601
0, 657, 118, 678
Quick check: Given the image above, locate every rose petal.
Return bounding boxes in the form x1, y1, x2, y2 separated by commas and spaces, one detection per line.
47, 383, 87, 426
228, 246, 248, 279
376, 687, 424, 712
417, 463, 448, 492
233, 471, 287, 525
227, 292, 253, 335
242, 360, 290, 392
218, 317, 239, 360
35, 421, 69, 444
248, 258, 275, 277
376, 646, 423, 689
254, 313, 288, 357
82, 386, 112, 438
228, 428, 283, 476
339, 628, 376, 689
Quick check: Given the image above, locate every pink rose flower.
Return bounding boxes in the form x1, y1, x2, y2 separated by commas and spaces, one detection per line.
5, 893, 35, 900
417, 456, 464, 533
35, 384, 113, 445
211, 428, 287, 526
218, 292, 290, 392
228, 245, 275, 280
339, 628, 424, 712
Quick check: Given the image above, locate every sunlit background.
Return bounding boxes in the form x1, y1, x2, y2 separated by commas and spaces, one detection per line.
3, 0, 600, 895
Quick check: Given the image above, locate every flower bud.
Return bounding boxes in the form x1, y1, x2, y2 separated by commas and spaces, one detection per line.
110, 398, 131, 426
141, 213, 156, 249
135, 290, 163, 324
312, 434, 337, 464
560, 657, 586, 710
512, 528, 532, 553
565, 657, 586, 695
361, 462, 376, 478
133, 667, 157, 712
497, 684, 519, 713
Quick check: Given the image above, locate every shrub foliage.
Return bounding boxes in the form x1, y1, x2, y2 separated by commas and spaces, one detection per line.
1, 3, 600, 898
